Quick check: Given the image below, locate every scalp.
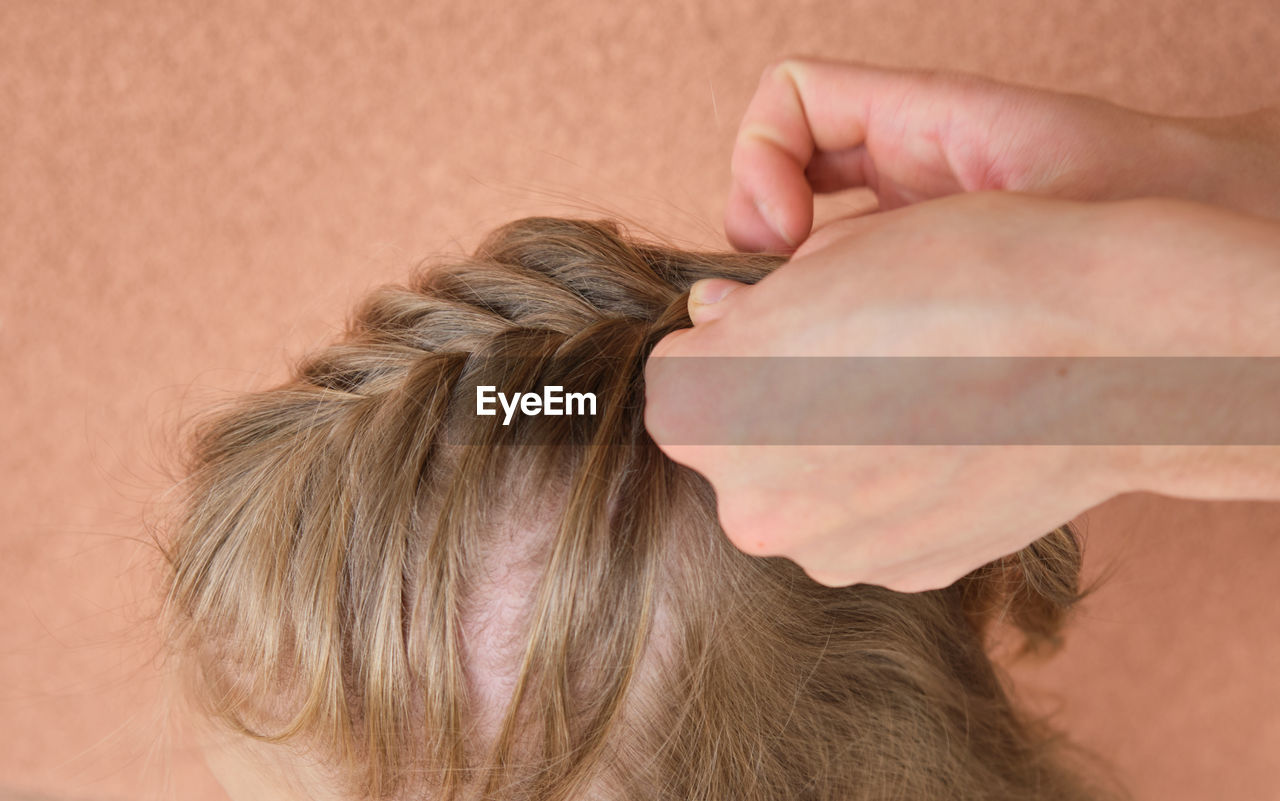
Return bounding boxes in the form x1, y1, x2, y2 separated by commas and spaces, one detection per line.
162, 217, 1099, 801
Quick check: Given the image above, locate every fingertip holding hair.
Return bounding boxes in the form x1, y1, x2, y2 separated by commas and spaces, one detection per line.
687, 277, 746, 325
160, 217, 1112, 801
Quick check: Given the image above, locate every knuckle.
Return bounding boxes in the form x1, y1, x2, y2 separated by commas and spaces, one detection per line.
762, 55, 812, 85
716, 495, 776, 557
879, 577, 918, 594
728, 132, 761, 177
647, 327, 689, 360
882, 568, 960, 594
641, 396, 677, 446
760, 57, 790, 81
803, 565, 863, 588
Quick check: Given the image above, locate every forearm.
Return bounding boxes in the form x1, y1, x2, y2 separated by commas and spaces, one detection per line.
1103, 200, 1280, 500
1158, 107, 1280, 220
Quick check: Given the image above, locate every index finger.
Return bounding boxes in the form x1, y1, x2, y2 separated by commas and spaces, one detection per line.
726, 58, 918, 252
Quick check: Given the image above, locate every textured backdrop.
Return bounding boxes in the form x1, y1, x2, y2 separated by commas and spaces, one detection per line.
3, 1, 1279, 799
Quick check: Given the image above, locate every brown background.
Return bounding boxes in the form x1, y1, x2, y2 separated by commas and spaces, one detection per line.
3, 2, 1279, 799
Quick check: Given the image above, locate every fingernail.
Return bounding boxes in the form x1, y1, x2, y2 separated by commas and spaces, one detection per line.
690, 279, 741, 306
755, 197, 795, 248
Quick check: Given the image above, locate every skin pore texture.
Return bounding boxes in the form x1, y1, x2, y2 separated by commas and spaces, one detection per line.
723, 58, 1280, 253
641, 57, 1280, 592
648, 193, 1280, 590
163, 217, 1113, 800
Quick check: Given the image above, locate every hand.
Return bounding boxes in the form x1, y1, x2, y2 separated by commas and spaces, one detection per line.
727, 57, 1280, 252
646, 194, 1280, 591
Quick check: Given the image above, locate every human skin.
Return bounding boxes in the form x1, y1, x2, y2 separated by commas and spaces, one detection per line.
644, 58, 1280, 591
197, 57, 1280, 793
723, 57, 1280, 251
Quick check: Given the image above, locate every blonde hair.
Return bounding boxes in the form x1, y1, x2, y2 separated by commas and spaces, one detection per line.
163, 217, 1101, 800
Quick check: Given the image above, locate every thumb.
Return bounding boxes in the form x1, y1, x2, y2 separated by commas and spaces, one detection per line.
687, 278, 749, 325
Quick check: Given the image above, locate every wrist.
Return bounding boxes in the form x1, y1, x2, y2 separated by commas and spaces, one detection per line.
1087, 379, 1280, 503
1091, 335, 1280, 501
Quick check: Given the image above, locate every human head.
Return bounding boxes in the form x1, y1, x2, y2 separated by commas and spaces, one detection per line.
163, 217, 1098, 800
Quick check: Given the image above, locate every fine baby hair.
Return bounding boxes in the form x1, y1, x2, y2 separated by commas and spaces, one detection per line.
162, 217, 1101, 800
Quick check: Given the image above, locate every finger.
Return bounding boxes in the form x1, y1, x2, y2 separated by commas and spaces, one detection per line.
646, 326, 694, 361
802, 567, 864, 588
726, 137, 807, 252
725, 181, 793, 253
687, 278, 748, 325
728, 58, 919, 249
805, 145, 874, 194
644, 328, 698, 447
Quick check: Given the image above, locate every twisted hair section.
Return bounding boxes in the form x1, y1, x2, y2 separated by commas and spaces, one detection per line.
163, 217, 1100, 800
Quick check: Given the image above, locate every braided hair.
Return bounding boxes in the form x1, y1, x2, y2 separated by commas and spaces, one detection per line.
162, 218, 1102, 801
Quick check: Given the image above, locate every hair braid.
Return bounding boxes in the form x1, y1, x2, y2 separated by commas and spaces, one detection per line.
163, 217, 1104, 801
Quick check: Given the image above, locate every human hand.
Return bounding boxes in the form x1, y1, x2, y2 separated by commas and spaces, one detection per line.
727, 57, 1280, 252
646, 193, 1280, 590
